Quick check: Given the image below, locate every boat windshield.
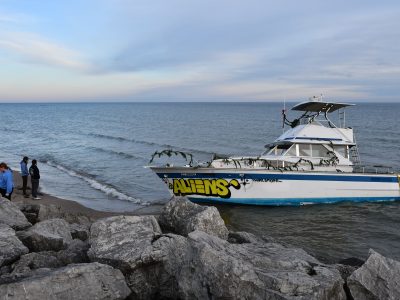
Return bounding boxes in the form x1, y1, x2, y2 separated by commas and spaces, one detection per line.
266, 144, 292, 156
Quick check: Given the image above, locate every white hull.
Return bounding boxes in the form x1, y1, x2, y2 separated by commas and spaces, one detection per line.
151, 167, 400, 205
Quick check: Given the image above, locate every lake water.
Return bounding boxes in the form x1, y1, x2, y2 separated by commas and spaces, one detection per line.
0, 102, 399, 263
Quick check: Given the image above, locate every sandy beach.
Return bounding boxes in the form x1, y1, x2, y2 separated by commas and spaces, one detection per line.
10, 171, 163, 220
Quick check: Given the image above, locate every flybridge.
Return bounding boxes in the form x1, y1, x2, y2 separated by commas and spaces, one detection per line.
282, 96, 355, 129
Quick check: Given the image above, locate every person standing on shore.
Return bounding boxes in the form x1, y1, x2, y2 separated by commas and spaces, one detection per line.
0, 162, 14, 200
29, 159, 41, 200
20, 156, 29, 198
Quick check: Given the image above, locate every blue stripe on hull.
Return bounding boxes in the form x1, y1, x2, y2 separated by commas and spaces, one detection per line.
188, 196, 400, 206
157, 172, 398, 183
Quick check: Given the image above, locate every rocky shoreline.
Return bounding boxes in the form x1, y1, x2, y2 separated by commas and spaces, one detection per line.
1, 196, 399, 299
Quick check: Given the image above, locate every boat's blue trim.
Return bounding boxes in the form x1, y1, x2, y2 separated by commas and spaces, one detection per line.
188, 196, 400, 206
283, 137, 343, 141
157, 172, 398, 183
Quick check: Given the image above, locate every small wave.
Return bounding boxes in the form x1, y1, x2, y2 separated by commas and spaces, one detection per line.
43, 160, 148, 205
88, 133, 216, 156
87, 146, 147, 161
2, 128, 24, 133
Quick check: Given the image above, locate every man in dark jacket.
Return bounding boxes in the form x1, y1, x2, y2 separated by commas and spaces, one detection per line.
29, 159, 41, 200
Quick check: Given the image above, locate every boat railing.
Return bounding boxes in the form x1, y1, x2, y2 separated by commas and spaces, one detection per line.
353, 165, 396, 174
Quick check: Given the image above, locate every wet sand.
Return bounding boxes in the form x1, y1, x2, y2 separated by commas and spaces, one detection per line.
10, 172, 163, 220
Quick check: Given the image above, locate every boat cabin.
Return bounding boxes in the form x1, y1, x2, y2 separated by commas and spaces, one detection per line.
211, 97, 359, 172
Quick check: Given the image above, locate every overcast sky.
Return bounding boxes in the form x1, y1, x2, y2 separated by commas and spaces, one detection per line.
0, 0, 399, 102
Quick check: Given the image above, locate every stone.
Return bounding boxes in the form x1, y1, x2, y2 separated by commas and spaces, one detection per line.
8, 252, 62, 281
0, 224, 29, 267
1, 250, 61, 285
15, 203, 40, 224
88, 215, 162, 273
1, 241, 90, 285
56, 239, 90, 265
348, 249, 400, 300
158, 197, 229, 239
126, 233, 188, 299
0, 198, 31, 230
69, 222, 89, 241
0, 263, 131, 300
0, 265, 11, 276
140, 230, 345, 300
38, 204, 92, 225
17, 218, 72, 252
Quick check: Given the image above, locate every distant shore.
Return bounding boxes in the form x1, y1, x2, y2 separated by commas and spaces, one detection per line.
10, 172, 163, 220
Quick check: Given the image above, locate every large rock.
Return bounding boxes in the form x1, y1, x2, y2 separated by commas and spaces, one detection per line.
1, 241, 90, 285
38, 204, 92, 225
158, 197, 229, 239
56, 239, 90, 265
17, 218, 72, 252
1, 252, 63, 284
127, 233, 188, 299
0, 262, 131, 300
69, 222, 90, 241
0, 198, 31, 230
348, 249, 400, 300
88, 215, 162, 273
15, 203, 40, 224
0, 224, 29, 267
138, 231, 346, 300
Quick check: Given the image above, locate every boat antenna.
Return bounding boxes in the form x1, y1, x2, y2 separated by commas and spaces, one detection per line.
282, 96, 286, 129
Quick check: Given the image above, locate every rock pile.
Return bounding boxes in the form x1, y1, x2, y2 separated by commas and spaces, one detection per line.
1, 196, 399, 299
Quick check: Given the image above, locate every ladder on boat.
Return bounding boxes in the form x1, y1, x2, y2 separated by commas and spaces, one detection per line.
349, 135, 361, 166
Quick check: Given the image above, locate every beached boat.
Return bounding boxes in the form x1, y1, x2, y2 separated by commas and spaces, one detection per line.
148, 97, 400, 205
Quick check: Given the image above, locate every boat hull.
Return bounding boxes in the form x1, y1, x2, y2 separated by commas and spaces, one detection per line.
150, 167, 400, 206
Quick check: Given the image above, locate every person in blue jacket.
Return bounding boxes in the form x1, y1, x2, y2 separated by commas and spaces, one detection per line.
20, 156, 29, 197
0, 162, 14, 200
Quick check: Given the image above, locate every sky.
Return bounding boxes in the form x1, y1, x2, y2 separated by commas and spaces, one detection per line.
0, 0, 399, 102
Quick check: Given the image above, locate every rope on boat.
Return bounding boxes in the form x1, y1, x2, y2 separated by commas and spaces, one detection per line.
149, 149, 194, 166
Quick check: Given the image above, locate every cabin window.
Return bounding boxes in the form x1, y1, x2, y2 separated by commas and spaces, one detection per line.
311, 144, 329, 157
298, 144, 311, 157
335, 146, 348, 158
285, 144, 297, 156
268, 144, 291, 156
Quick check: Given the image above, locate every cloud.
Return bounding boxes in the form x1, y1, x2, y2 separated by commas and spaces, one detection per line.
0, 32, 93, 72
1, 0, 400, 101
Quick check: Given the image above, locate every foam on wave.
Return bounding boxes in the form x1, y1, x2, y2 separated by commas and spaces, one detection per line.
43, 160, 148, 205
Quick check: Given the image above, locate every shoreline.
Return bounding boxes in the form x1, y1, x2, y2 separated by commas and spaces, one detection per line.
10, 172, 164, 220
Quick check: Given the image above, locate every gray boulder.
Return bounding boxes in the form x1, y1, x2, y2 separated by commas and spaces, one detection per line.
69, 222, 89, 241
0, 262, 131, 300
127, 233, 188, 299
15, 203, 40, 224
158, 197, 229, 239
0, 224, 29, 267
88, 215, 162, 273
0, 198, 31, 230
348, 249, 400, 300
1, 241, 90, 285
0, 252, 63, 284
56, 239, 90, 265
38, 204, 92, 225
17, 218, 72, 252
139, 230, 345, 300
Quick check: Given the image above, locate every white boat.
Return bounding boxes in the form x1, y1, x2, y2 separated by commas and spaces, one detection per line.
148, 97, 400, 205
